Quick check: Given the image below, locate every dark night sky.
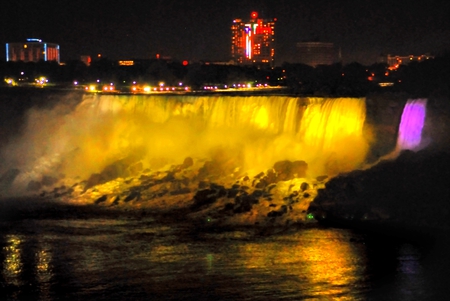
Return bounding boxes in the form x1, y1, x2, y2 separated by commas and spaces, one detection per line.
1, 0, 450, 65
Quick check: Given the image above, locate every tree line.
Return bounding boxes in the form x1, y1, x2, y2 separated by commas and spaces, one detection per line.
1, 52, 449, 97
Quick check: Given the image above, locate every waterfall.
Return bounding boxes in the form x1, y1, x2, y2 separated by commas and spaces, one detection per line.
1, 94, 369, 196
397, 99, 427, 151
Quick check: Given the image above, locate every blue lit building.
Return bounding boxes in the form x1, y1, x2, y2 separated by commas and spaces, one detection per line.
6, 38, 60, 63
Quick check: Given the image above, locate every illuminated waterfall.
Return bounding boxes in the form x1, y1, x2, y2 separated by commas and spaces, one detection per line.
397, 99, 427, 151
299, 97, 368, 175
1, 94, 369, 197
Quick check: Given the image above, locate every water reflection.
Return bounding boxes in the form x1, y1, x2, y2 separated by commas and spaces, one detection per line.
395, 243, 425, 301
3, 235, 24, 287
291, 230, 366, 298
235, 229, 367, 300
35, 242, 52, 301
1, 217, 446, 300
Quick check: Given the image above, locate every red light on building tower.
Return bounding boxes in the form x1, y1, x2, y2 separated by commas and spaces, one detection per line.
250, 11, 258, 19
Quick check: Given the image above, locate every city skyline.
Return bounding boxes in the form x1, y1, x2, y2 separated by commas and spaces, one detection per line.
1, 0, 450, 66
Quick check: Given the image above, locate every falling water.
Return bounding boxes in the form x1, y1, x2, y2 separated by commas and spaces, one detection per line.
0, 93, 370, 226
397, 99, 427, 151
0, 94, 369, 196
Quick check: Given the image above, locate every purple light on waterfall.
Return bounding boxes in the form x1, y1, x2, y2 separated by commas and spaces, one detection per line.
397, 99, 427, 150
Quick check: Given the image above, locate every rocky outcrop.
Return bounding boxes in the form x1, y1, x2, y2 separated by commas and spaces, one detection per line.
308, 149, 450, 236
31, 156, 322, 228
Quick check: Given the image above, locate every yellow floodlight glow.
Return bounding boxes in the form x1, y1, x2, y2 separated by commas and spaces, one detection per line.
35, 76, 48, 86
4, 78, 17, 86
252, 106, 269, 128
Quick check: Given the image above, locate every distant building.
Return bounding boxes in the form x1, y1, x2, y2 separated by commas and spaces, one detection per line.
5, 38, 60, 63
80, 55, 92, 66
118, 60, 135, 66
295, 42, 336, 67
384, 53, 434, 70
231, 12, 276, 67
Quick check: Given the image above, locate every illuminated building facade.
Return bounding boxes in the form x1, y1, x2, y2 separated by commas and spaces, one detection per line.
385, 53, 434, 70
80, 55, 92, 66
5, 38, 60, 63
295, 42, 336, 67
231, 12, 276, 67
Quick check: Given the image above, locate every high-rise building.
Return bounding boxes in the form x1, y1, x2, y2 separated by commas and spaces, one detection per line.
295, 42, 336, 67
231, 12, 276, 67
5, 38, 60, 63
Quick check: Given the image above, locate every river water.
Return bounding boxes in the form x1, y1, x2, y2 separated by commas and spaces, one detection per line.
1, 200, 449, 301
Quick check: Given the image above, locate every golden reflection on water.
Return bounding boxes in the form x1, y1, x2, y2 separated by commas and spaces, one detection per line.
36, 242, 52, 281
36, 242, 53, 301
150, 244, 191, 263
237, 229, 365, 299
2, 233, 54, 299
3, 234, 23, 287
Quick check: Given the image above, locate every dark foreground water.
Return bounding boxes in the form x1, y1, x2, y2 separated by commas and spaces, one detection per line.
1, 200, 450, 301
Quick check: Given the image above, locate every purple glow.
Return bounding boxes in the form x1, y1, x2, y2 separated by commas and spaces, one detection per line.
397, 99, 427, 150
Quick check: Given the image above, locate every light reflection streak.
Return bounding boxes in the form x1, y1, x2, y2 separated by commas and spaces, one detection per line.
149, 244, 191, 263
206, 253, 214, 271
36, 242, 52, 281
35, 241, 53, 301
236, 229, 366, 299
3, 234, 24, 287
2, 234, 55, 297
